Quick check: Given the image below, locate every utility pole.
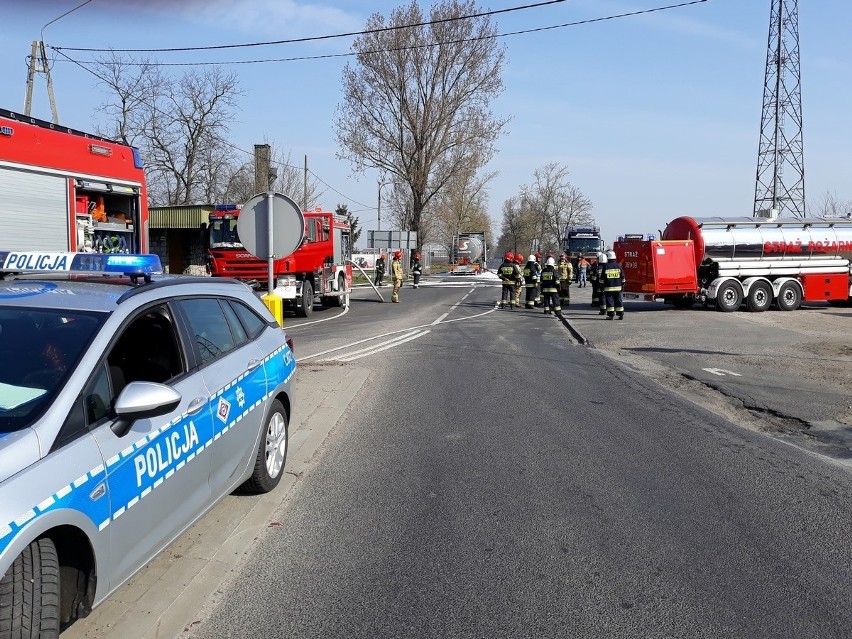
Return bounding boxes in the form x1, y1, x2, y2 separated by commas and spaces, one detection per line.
754, 0, 805, 218
24, 40, 59, 124
254, 144, 272, 193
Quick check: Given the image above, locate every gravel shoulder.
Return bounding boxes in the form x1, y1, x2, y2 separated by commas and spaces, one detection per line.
563, 286, 852, 465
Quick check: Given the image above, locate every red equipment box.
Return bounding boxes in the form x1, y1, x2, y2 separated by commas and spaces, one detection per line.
75, 195, 89, 215
800, 273, 850, 301
614, 240, 698, 296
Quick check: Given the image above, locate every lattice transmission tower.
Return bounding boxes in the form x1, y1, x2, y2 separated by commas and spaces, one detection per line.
754, 0, 805, 218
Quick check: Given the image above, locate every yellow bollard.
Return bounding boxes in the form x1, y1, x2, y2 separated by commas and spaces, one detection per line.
261, 292, 284, 327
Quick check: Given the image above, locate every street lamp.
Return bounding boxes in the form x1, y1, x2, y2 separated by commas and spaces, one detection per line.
377, 180, 392, 232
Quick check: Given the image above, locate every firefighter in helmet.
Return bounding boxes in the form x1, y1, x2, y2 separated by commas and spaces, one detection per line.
590, 252, 606, 312
391, 250, 404, 302
375, 254, 386, 287
533, 251, 543, 306
498, 251, 521, 309
557, 253, 573, 308
523, 254, 539, 309
412, 252, 422, 288
540, 255, 562, 316
512, 253, 525, 308
601, 249, 625, 319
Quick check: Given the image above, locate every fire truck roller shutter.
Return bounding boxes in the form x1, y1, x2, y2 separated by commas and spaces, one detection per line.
0, 169, 69, 251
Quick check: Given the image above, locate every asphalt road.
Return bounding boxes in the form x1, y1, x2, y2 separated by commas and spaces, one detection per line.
186, 276, 852, 639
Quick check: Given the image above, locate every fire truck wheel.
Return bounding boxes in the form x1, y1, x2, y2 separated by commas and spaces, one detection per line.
776, 281, 802, 311
746, 281, 772, 312
333, 275, 348, 309
715, 281, 742, 312
297, 282, 314, 318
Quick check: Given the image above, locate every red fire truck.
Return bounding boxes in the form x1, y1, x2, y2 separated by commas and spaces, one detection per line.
0, 109, 149, 254
614, 216, 852, 312
204, 205, 352, 317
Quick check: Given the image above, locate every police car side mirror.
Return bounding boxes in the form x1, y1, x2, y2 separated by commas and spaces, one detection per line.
111, 382, 182, 438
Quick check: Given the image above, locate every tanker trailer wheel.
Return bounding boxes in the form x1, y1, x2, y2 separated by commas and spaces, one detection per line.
296, 281, 314, 318
776, 281, 802, 311
746, 281, 772, 312
715, 281, 742, 312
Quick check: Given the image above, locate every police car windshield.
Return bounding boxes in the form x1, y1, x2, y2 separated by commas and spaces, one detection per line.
0, 308, 104, 433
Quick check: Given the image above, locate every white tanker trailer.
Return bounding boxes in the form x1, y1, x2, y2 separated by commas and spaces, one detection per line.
450, 232, 487, 274
614, 216, 852, 312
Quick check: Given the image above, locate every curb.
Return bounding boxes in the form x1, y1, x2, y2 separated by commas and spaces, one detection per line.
559, 314, 589, 346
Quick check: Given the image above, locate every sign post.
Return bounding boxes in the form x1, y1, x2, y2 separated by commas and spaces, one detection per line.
237, 192, 304, 324
237, 191, 305, 293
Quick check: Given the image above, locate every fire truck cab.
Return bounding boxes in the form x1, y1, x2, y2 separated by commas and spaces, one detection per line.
0, 109, 149, 255
204, 206, 352, 317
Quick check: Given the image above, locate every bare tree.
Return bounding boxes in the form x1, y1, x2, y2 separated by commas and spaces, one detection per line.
335, 0, 508, 248
220, 148, 325, 208
519, 162, 594, 251
94, 56, 243, 206
496, 196, 536, 256
810, 190, 852, 218
430, 162, 495, 251
91, 52, 156, 147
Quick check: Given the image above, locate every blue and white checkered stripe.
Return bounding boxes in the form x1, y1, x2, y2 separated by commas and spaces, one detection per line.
0, 345, 295, 553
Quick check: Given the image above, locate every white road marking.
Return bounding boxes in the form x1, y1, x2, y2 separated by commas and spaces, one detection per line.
299, 299, 498, 362
319, 330, 423, 362
337, 330, 431, 362
431, 287, 475, 325
287, 302, 350, 329
702, 368, 742, 377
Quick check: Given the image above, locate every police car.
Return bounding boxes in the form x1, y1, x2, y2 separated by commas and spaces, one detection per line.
0, 252, 295, 636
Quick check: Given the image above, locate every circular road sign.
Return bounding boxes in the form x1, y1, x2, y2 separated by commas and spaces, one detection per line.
237, 192, 305, 259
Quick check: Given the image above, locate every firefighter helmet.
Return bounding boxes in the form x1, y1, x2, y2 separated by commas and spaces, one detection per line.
606, 249, 616, 260
597, 253, 608, 264
505, 251, 514, 261
534, 251, 542, 260
546, 256, 555, 267
393, 250, 402, 260
415, 252, 421, 259
514, 253, 524, 263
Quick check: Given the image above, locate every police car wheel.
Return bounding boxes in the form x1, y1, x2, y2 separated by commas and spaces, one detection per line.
0, 538, 60, 637
243, 400, 288, 494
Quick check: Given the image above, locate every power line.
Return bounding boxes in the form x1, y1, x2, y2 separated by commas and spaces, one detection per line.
51, 47, 375, 210
41, 0, 94, 41
52, 0, 568, 53
46, 0, 709, 211
50, 1, 709, 68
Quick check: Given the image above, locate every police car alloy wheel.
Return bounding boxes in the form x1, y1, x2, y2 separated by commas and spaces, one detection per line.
243, 400, 288, 494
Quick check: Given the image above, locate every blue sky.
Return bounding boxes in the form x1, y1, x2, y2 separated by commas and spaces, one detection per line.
1, 0, 850, 246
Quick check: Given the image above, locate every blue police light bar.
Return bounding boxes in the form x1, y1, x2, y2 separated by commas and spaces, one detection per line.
0, 252, 163, 277
214, 204, 239, 211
